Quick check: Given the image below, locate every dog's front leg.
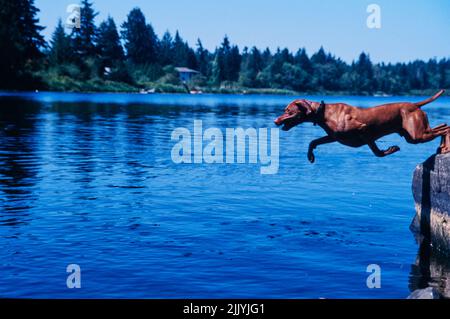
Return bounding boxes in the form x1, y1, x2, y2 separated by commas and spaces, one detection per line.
307, 136, 336, 163
367, 141, 400, 157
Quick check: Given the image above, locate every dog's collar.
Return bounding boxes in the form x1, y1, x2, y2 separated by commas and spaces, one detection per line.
313, 101, 326, 126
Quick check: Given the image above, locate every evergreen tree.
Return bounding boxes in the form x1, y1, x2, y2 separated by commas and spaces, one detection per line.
261, 48, 272, 66
424, 58, 440, 89
438, 58, 449, 89
214, 36, 241, 82
294, 48, 312, 74
171, 31, 190, 67
268, 48, 292, 77
72, 0, 98, 58
2, 1, 450, 93
249, 47, 263, 71
211, 51, 224, 85
97, 17, 124, 66
19, 0, 46, 60
186, 48, 198, 70
280, 48, 294, 64
408, 60, 428, 90
158, 31, 174, 66
49, 19, 72, 65
227, 45, 241, 81
240, 46, 262, 87
121, 7, 158, 64
354, 52, 375, 93
195, 39, 210, 76
311, 46, 327, 65
218, 36, 231, 81
0, 0, 46, 88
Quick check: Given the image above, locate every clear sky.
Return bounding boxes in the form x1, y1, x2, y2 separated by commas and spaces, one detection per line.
35, 0, 450, 63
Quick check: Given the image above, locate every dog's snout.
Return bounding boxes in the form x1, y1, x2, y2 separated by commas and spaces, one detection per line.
274, 113, 288, 126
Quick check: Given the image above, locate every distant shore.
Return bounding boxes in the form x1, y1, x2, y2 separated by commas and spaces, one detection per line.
6, 79, 448, 97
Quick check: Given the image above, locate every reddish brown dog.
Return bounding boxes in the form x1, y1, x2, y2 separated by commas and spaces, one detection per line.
274, 90, 450, 163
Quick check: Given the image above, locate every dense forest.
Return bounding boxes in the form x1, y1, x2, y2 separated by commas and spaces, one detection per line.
1, 0, 449, 95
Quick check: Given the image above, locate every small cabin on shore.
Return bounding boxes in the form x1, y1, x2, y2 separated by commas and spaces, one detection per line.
175, 67, 199, 82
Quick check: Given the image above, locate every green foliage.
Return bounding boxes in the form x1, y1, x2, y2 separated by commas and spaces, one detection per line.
158, 31, 174, 66
128, 63, 164, 85
71, 0, 98, 58
50, 19, 73, 65
190, 74, 208, 87
214, 36, 242, 82
121, 7, 158, 65
2, 1, 450, 95
195, 39, 211, 77
97, 17, 124, 67
0, 0, 46, 89
36, 65, 136, 92
158, 66, 180, 85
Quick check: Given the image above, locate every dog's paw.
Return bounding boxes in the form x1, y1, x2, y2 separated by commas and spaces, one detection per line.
389, 146, 400, 153
307, 152, 315, 163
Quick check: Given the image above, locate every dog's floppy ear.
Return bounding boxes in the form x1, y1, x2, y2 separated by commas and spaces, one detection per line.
294, 99, 313, 115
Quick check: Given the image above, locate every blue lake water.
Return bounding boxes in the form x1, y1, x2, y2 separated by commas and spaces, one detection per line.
0, 92, 449, 298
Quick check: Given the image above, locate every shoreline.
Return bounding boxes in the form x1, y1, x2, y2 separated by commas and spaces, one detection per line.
0, 88, 448, 97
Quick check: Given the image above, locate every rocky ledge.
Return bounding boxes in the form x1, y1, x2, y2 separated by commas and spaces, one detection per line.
411, 153, 450, 252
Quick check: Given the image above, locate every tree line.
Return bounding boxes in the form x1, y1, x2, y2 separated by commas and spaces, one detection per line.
1, 0, 449, 94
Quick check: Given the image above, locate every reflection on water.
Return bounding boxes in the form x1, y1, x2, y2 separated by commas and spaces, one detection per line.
0, 99, 40, 227
409, 238, 450, 298
1, 92, 450, 298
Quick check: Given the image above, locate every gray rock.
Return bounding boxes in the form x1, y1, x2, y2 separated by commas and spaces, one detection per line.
407, 287, 441, 299
411, 153, 450, 252
408, 241, 450, 298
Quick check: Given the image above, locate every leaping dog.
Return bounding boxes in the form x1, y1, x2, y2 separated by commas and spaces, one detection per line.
274, 90, 450, 163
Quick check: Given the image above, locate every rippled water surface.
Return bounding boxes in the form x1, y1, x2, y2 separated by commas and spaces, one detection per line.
1, 92, 449, 298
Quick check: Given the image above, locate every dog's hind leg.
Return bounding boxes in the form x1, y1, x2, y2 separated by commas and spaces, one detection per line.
432, 123, 447, 131
367, 141, 400, 157
401, 109, 448, 143
405, 124, 448, 144
438, 128, 450, 154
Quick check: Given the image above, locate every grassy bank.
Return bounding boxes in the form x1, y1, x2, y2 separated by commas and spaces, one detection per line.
34, 75, 450, 97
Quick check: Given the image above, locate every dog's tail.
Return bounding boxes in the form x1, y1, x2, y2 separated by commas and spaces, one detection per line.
415, 89, 445, 107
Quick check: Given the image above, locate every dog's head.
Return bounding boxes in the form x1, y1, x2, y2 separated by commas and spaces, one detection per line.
274, 99, 314, 131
